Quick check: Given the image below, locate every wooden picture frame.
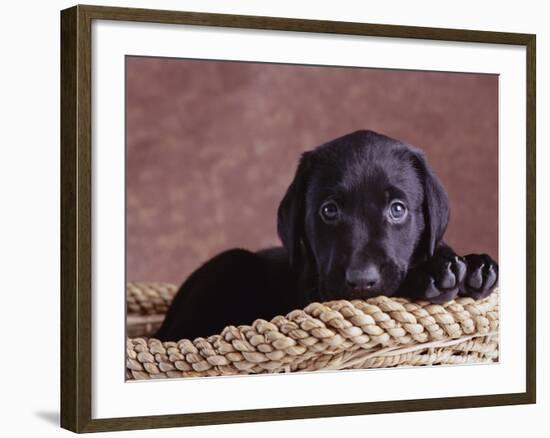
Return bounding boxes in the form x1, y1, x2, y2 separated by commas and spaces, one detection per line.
61, 4, 536, 433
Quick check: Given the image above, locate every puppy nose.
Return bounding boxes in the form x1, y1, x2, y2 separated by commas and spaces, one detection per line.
346, 265, 380, 290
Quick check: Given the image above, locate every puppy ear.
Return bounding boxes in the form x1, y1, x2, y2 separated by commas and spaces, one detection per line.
411, 149, 449, 258
277, 152, 312, 269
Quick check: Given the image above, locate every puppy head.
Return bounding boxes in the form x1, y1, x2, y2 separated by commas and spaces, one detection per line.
278, 130, 449, 300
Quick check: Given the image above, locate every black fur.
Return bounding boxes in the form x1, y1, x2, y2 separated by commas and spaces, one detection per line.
155, 130, 498, 341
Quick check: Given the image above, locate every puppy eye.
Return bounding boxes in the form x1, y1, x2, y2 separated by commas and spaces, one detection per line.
388, 200, 408, 222
319, 201, 340, 223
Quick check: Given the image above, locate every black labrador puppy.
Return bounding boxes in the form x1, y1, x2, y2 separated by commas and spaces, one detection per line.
155, 130, 498, 341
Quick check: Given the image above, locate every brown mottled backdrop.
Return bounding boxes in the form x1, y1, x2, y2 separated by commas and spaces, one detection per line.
126, 57, 498, 285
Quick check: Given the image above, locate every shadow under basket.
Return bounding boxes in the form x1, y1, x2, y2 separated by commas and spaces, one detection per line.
126, 282, 499, 380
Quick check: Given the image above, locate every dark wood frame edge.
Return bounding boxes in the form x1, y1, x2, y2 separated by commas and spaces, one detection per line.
60, 4, 537, 433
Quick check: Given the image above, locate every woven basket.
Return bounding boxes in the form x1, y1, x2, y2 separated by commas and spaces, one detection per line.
126, 282, 499, 380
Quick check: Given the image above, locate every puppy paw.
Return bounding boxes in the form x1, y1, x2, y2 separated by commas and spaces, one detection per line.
418, 255, 467, 304
459, 254, 498, 300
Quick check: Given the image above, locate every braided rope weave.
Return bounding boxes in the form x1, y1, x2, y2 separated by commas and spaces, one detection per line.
126, 282, 499, 379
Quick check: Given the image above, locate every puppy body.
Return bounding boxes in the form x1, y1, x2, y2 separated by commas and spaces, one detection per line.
155, 130, 498, 341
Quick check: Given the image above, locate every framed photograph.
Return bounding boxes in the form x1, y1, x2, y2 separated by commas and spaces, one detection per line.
60, 4, 536, 433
